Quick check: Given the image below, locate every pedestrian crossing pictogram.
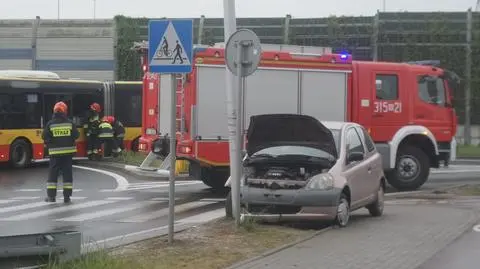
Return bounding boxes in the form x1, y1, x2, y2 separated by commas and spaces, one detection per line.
148, 19, 193, 73
151, 21, 191, 66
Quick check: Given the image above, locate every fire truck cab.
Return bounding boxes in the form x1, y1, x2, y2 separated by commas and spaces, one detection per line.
134, 43, 458, 191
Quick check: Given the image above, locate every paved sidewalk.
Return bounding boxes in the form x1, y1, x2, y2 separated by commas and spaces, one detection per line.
230, 204, 480, 269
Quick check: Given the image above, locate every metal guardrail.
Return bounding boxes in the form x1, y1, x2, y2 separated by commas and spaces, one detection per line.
0, 231, 81, 266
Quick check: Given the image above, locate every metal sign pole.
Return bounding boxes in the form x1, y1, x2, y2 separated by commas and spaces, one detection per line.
168, 73, 177, 243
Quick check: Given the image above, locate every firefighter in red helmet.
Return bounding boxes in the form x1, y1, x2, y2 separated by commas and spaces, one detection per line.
42, 101, 79, 203
104, 116, 125, 157
83, 102, 102, 159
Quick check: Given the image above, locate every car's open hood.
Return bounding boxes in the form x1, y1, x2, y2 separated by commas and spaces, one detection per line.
246, 114, 338, 159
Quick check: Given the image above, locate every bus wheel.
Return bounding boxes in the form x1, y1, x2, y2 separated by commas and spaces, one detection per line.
9, 139, 32, 168
386, 146, 430, 191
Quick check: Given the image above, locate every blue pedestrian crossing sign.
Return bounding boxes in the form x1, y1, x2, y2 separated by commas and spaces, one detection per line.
148, 19, 193, 74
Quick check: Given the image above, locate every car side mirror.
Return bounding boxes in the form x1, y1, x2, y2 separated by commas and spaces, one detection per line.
347, 151, 364, 163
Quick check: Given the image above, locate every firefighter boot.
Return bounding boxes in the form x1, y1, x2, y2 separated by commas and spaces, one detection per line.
45, 183, 57, 203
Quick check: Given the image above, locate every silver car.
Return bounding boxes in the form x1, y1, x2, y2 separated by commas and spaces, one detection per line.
225, 114, 385, 227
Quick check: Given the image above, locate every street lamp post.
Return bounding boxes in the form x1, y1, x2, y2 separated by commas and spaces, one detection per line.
93, 0, 96, 19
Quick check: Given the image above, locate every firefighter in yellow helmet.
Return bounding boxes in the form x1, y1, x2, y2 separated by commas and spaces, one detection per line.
98, 116, 115, 157
42, 101, 79, 203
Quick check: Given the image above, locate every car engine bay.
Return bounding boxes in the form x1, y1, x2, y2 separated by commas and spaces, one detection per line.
244, 164, 329, 190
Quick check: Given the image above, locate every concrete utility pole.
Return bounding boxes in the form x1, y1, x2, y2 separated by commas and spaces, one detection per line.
222, 0, 241, 227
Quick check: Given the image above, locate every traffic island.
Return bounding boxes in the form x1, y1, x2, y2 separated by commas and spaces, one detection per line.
43, 218, 318, 269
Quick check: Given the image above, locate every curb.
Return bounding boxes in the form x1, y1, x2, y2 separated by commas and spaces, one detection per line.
75, 160, 192, 181
224, 226, 332, 269
384, 184, 470, 200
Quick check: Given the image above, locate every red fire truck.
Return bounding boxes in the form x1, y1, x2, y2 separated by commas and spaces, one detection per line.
133, 42, 459, 191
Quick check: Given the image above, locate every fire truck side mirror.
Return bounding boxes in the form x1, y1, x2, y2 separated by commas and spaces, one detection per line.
375, 80, 382, 90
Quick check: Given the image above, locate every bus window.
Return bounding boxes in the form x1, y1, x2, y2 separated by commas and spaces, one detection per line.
0, 93, 42, 129
114, 85, 142, 127
72, 93, 103, 127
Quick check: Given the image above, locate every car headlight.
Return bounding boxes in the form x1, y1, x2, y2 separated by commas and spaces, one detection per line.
305, 173, 335, 190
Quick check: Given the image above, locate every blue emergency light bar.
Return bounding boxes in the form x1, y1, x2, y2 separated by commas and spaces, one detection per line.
405, 60, 441, 67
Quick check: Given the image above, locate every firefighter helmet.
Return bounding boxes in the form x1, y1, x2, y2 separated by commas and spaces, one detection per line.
90, 102, 101, 112
53, 101, 68, 114
103, 116, 115, 124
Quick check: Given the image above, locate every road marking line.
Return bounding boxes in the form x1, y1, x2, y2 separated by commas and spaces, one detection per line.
0, 199, 23, 204
118, 201, 216, 223
73, 165, 129, 192
106, 197, 134, 201
128, 180, 202, 186
14, 189, 83, 192
200, 198, 226, 202
56, 201, 158, 222
10, 197, 41, 200
0, 201, 52, 214
0, 200, 117, 221
177, 208, 225, 224
432, 169, 480, 174
149, 197, 180, 201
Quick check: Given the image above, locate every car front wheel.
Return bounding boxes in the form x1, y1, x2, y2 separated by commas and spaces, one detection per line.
334, 193, 350, 227
366, 183, 384, 217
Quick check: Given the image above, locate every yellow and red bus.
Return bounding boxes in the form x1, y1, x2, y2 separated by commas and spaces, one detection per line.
0, 70, 142, 168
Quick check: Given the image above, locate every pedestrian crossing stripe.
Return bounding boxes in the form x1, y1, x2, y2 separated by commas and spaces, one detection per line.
150, 21, 191, 66
0, 196, 225, 223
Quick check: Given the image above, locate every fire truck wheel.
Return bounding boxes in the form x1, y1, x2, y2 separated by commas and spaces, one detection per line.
201, 168, 229, 190
387, 146, 430, 191
9, 139, 32, 168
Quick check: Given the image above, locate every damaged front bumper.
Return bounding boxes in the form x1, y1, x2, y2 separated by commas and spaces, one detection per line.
239, 186, 343, 223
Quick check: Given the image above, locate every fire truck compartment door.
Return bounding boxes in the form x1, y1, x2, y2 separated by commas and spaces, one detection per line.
196, 66, 229, 139
243, 69, 299, 129
300, 71, 347, 121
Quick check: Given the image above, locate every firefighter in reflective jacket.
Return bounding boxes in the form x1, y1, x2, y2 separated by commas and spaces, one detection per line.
98, 117, 114, 156
83, 102, 101, 159
42, 101, 79, 203
104, 116, 125, 157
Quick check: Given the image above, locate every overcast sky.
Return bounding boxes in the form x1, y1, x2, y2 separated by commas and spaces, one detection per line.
0, 0, 476, 20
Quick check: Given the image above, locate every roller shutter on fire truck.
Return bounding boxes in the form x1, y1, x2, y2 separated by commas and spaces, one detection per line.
194, 65, 350, 139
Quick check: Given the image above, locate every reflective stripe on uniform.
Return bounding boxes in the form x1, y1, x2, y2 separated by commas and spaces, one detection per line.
50, 123, 72, 128
50, 123, 73, 137
87, 150, 92, 154
98, 133, 113, 138
47, 182, 57, 189
63, 182, 73, 189
48, 146, 77, 155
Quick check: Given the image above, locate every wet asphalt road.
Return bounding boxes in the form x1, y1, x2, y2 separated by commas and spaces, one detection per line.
0, 163, 227, 250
